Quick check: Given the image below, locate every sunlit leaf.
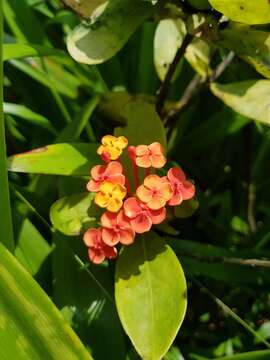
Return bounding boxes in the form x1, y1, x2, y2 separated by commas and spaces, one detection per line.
210, 80, 270, 125
0, 242, 92, 359
67, 0, 154, 65
50, 192, 101, 236
115, 233, 187, 360
208, 0, 270, 24
8, 143, 100, 175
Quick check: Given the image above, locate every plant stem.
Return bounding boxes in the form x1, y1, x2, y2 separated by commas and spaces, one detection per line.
156, 33, 193, 117
0, 6, 14, 251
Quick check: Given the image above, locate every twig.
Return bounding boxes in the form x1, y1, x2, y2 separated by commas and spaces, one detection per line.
156, 33, 193, 117
164, 50, 235, 124
177, 250, 270, 268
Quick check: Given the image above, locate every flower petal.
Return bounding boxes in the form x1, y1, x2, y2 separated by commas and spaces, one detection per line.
86, 179, 100, 192
160, 182, 173, 201
144, 174, 163, 190
102, 228, 119, 246
136, 155, 151, 168
105, 161, 123, 176
136, 185, 153, 203
108, 174, 126, 186
168, 193, 183, 206
101, 211, 117, 229
83, 228, 100, 247
181, 180, 195, 200
124, 197, 142, 218
147, 195, 166, 210
135, 145, 149, 156
91, 164, 105, 180
88, 248, 105, 264
107, 198, 123, 212
131, 214, 152, 233
151, 154, 166, 168
95, 192, 109, 208
114, 136, 128, 149
119, 229, 135, 244
100, 181, 115, 194
101, 135, 115, 146
149, 142, 164, 156
103, 244, 117, 259
167, 167, 186, 183
149, 207, 166, 224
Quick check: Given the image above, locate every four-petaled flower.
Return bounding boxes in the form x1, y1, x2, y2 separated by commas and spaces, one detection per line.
135, 142, 166, 168
87, 161, 125, 192
95, 181, 127, 212
124, 197, 166, 233
136, 175, 173, 210
83, 228, 117, 264
97, 135, 128, 162
166, 167, 195, 206
101, 210, 135, 246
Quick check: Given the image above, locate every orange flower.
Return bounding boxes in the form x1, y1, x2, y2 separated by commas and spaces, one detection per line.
136, 175, 173, 210
95, 181, 127, 212
87, 161, 125, 192
135, 142, 166, 168
97, 135, 128, 162
83, 228, 117, 264
166, 167, 195, 206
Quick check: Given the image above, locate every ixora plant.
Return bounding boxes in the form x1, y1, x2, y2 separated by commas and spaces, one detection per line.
83, 135, 195, 264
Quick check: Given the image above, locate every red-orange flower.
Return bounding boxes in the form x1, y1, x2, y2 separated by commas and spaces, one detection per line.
136, 175, 173, 210
166, 167, 195, 206
135, 142, 166, 168
124, 197, 166, 233
83, 228, 117, 264
87, 161, 125, 192
101, 210, 135, 246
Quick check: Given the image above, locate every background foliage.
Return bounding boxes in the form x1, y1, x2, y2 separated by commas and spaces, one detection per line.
1, 0, 270, 359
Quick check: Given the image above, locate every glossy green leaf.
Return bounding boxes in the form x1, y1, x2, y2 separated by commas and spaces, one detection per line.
115, 97, 166, 148
175, 199, 199, 218
187, 0, 210, 9
62, 0, 106, 18
214, 349, 270, 360
219, 24, 270, 79
3, 43, 65, 61
210, 80, 270, 125
67, 0, 154, 65
154, 19, 210, 81
50, 192, 101, 236
8, 143, 100, 175
0, 242, 92, 360
115, 233, 187, 360
208, 0, 270, 25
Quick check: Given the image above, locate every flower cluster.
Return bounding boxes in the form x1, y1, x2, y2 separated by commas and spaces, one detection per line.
84, 135, 195, 264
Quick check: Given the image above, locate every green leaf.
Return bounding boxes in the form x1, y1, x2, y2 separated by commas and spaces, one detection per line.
208, 0, 270, 25
213, 349, 270, 359
219, 24, 270, 79
3, 43, 65, 61
0, 242, 92, 359
8, 143, 100, 175
115, 233, 187, 360
175, 198, 199, 218
0, 3, 14, 252
187, 0, 210, 10
67, 0, 154, 65
50, 192, 101, 236
62, 0, 106, 18
115, 97, 166, 148
154, 19, 210, 81
3, 102, 57, 134
210, 80, 270, 125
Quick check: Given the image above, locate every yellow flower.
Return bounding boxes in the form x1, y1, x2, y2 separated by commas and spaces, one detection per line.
97, 135, 128, 161
95, 181, 127, 212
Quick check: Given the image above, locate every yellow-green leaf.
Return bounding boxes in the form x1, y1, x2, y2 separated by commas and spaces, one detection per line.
219, 24, 270, 79
8, 143, 99, 176
62, 0, 106, 18
0, 242, 92, 360
67, 0, 154, 65
208, 0, 270, 25
210, 80, 270, 125
115, 233, 187, 360
50, 192, 101, 236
